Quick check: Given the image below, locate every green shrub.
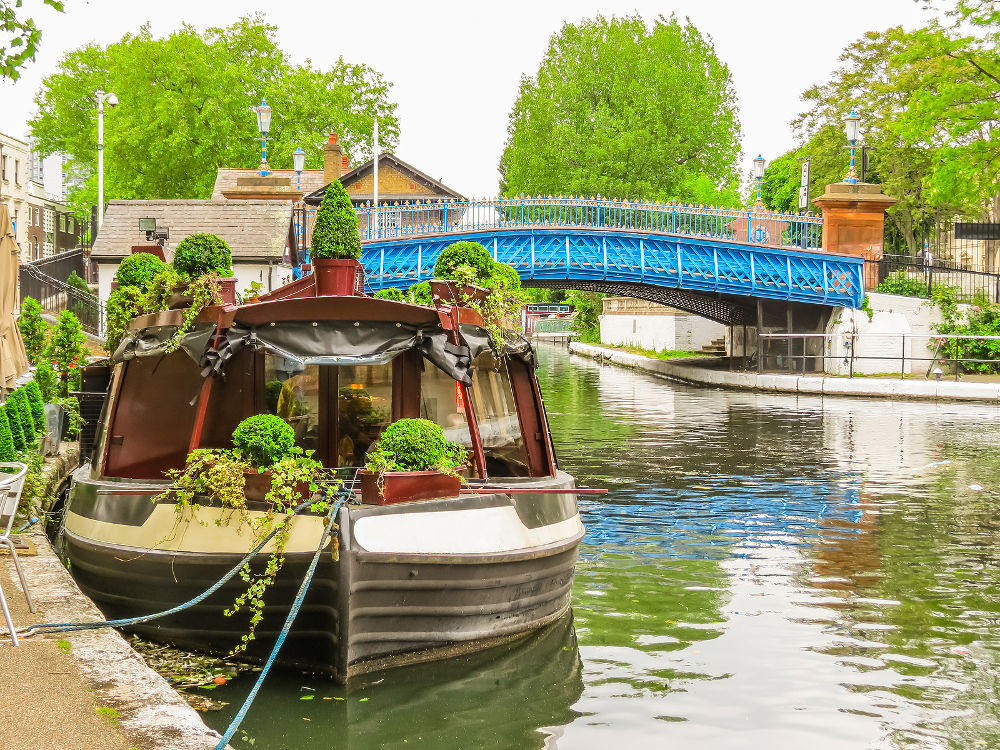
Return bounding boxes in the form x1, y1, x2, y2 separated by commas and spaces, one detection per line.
34, 359, 58, 403
232, 414, 297, 469
24, 381, 45, 430
876, 272, 928, 298
11, 390, 35, 436
104, 285, 144, 355
364, 418, 467, 472
0, 409, 14, 462
409, 281, 432, 306
45, 311, 88, 397
433, 241, 494, 284
18, 296, 47, 364
264, 381, 283, 414
3, 403, 26, 451
66, 270, 91, 294
374, 287, 407, 302
311, 180, 361, 260
172, 233, 232, 278
115, 252, 167, 288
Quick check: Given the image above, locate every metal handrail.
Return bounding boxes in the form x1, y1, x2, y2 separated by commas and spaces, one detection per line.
341, 196, 822, 249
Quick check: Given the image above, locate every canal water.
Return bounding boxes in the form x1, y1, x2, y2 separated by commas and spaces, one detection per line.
205, 345, 1000, 749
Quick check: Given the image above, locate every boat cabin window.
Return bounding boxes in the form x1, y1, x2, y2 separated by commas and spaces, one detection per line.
262, 355, 394, 467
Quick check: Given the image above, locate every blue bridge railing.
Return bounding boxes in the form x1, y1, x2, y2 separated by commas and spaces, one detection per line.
351, 196, 823, 250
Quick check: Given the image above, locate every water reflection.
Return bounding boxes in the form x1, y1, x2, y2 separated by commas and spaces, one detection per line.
206, 345, 1000, 749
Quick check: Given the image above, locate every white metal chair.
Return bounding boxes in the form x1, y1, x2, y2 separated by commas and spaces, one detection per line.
0, 462, 31, 646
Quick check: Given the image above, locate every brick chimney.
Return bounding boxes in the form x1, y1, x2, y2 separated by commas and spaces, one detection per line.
323, 133, 343, 184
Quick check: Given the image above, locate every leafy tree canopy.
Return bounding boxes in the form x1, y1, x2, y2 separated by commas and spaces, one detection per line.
789, 0, 1000, 253
29, 15, 400, 212
1, 0, 63, 80
500, 14, 741, 205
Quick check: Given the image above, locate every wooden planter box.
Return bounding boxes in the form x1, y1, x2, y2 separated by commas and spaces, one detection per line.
358, 469, 461, 506
243, 470, 312, 504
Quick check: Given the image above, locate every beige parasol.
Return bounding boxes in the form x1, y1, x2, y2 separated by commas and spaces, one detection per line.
0, 205, 29, 387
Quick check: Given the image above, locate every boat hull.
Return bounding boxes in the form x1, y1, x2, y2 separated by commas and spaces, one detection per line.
62, 467, 583, 681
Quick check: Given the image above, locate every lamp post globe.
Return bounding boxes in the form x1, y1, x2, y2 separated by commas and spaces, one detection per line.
843, 107, 862, 184
254, 99, 273, 176
95, 90, 118, 230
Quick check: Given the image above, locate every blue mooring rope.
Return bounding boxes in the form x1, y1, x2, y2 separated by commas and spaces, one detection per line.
21, 496, 334, 637
214, 496, 344, 749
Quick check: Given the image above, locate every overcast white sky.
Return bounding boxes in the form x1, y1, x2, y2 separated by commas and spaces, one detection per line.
0, 0, 936, 199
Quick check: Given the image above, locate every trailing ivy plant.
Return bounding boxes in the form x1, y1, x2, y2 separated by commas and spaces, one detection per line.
18, 296, 47, 363
162, 274, 223, 354
104, 285, 144, 355
44, 311, 88, 397
156, 415, 327, 653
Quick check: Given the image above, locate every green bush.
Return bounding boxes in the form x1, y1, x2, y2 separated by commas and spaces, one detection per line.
11, 390, 36, 436
364, 418, 467, 472
45, 311, 88, 397
876, 272, 928, 298
24, 381, 45, 429
232, 414, 297, 469
115, 252, 167, 288
374, 287, 407, 302
172, 233, 232, 278
104, 285, 144, 355
66, 270, 91, 294
433, 241, 494, 284
3, 403, 26, 451
34, 358, 58, 403
311, 180, 361, 260
409, 281, 432, 306
0, 409, 15, 461
18, 296, 47, 363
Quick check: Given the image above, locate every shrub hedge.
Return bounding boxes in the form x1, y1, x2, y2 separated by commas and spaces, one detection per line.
172, 233, 233, 277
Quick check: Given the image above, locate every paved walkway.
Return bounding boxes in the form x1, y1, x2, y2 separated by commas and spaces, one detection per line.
0, 528, 231, 750
569, 342, 1000, 402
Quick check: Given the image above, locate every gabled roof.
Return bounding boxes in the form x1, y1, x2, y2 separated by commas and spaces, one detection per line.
303, 152, 466, 205
211, 169, 327, 200
91, 200, 294, 262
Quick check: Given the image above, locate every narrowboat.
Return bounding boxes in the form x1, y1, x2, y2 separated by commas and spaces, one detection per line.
60, 263, 583, 681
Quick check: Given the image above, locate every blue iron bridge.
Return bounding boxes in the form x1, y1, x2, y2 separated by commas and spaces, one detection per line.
339, 197, 862, 325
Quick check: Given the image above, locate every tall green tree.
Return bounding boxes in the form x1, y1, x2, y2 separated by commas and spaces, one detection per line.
29, 15, 399, 212
1, 0, 62, 80
500, 14, 741, 205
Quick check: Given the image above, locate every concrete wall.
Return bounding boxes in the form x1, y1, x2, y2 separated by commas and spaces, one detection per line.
599, 312, 725, 352
824, 292, 953, 376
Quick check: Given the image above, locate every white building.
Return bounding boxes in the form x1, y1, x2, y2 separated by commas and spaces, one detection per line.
0, 132, 30, 254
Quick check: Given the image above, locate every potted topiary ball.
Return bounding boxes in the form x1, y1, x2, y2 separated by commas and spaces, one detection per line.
310, 179, 363, 296
360, 418, 468, 505
232, 413, 307, 502
171, 233, 238, 304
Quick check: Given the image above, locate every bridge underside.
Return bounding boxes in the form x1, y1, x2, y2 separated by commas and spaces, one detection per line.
525, 279, 756, 326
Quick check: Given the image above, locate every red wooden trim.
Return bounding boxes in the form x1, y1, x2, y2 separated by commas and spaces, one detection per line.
99, 364, 126, 477
187, 376, 214, 453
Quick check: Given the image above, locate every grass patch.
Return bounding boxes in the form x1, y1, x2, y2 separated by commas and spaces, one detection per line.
597, 343, 709, 360
56, 639, 71, 653
95, 706, 120, 725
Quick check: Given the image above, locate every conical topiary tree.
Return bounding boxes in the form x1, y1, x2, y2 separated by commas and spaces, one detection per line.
311, 180, 361, 260
34, 359, 58, 403
0, 409, 15, 462
45, 310, 88, 397
3, 403, 25, 451
25, 381, 46, 430
11, 390, 35, 437
18, 296, 47, 364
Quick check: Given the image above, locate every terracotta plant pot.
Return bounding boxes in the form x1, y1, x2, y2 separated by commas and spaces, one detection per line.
243, 469, 312, 504
429, 279, 489, 307
358, 469, 461, 506
313, 258, 365, 296
218, 277, 237, 305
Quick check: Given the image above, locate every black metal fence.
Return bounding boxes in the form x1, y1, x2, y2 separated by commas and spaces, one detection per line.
866, 254, 1000, 302
19, 250, 104, 335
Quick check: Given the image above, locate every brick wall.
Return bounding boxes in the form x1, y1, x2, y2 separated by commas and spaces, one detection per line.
346, 165, 435, 198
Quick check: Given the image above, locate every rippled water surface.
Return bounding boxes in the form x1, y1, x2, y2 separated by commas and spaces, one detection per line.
206, 345, 1000, 749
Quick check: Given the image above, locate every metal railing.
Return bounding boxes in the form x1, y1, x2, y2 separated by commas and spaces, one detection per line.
339, 196, 823, 249
19, 262, 104, 335
868, 255, 1000, 301
755, 332, 1000, 378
